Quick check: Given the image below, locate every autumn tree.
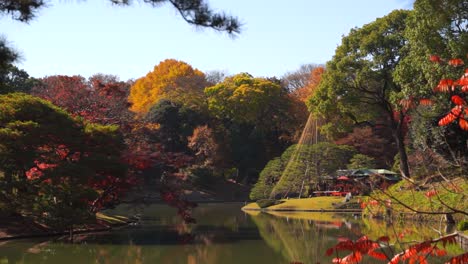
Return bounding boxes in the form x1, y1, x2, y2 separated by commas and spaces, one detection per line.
32, 74, 133, 126
129, 59, 208, 114
32, 75, 89, 113
335, 127, 395, 168
87, 74, 134, 126
290, 66, 325, 103
0, 0, 240, 95
282, 64, 320, 92
282, 66, 325, 140
188, 125, 220, 167
0, 93, 129, 229
309, 10, 412, 177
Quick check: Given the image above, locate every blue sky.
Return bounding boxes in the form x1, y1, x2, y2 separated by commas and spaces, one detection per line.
2, 0, 413, 81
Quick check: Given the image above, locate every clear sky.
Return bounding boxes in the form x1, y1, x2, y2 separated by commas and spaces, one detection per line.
2, 0, 413, 81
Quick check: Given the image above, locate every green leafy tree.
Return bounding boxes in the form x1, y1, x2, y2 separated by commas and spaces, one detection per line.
0, 65, 38, 94
393, 0, 468, 174
205, 73, 303, 182
255, 142, 355, 198
308, 10, 412, 177
145, 99, 204, 151
250, 158, 282, 200
206, 73, 285, 124
0, 37, 18, 74
347, 154, 377, 169
394, 0, 468, 98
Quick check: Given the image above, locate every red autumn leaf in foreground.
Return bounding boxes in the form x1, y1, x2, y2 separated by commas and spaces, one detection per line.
425, 189, 437, 198
327, 236, 384, 263
459, 74, 468, 92
435, 79, 455, 92
447, 252, 468, 264
400, 98, 414, 110
25, 167, 43, 180
367, 250, 387, 260
419, 98, 434, 106
451, 95, 466, 105
438, 106, 462, 126
458, 76, 468, 86
377, 236, 390, 242
459, 118, 468, 131
448, 58, 464, 67
326, 217, 460, 263
429, 55, 441, 63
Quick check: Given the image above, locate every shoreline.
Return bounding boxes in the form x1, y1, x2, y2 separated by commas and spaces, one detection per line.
0, 213, 134, 242
0, 226, 113, 242
241, 207, 362, 213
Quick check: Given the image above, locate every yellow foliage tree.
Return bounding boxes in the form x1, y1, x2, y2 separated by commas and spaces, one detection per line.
129, 59, 208, 113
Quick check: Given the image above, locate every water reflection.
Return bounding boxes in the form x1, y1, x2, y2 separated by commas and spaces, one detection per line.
247, 211, 363, 264
248, 210, 461, 264
0, 204, 463, 264
0, 204, 283, 264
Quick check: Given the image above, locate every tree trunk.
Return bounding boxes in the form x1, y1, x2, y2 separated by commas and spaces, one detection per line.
69, 225, 74, 242
394, 130, 410, 178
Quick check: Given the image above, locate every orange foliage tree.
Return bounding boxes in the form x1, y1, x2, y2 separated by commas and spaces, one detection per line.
128, 59, 208, 114
291, 66, 325, 102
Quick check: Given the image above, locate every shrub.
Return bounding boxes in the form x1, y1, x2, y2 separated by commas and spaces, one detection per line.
458, 220, 468, 231
256, 199, 284, 208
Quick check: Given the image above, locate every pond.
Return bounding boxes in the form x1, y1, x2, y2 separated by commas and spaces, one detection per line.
0, 203, 463, 264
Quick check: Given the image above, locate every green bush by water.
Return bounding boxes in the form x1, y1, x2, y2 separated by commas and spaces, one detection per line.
458, 220, 468, 231
256, 199, 284, 208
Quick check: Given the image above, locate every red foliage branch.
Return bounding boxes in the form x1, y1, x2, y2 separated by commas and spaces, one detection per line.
326, 236, 388, 263
430, 56, 468, 131
326, 233, 462, 264
122, 140, 197, 223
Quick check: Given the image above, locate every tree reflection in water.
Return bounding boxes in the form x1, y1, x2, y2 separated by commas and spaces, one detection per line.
246, 211, 464, 264
0, 204, 464, 264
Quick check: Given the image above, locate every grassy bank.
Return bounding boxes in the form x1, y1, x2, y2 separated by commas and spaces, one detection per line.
364, 177, 467, 221
242, 196, 358, 212
243, 177, 467, 222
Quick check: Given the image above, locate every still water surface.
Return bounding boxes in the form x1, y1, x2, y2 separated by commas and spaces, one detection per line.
0, 203, 462, 264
